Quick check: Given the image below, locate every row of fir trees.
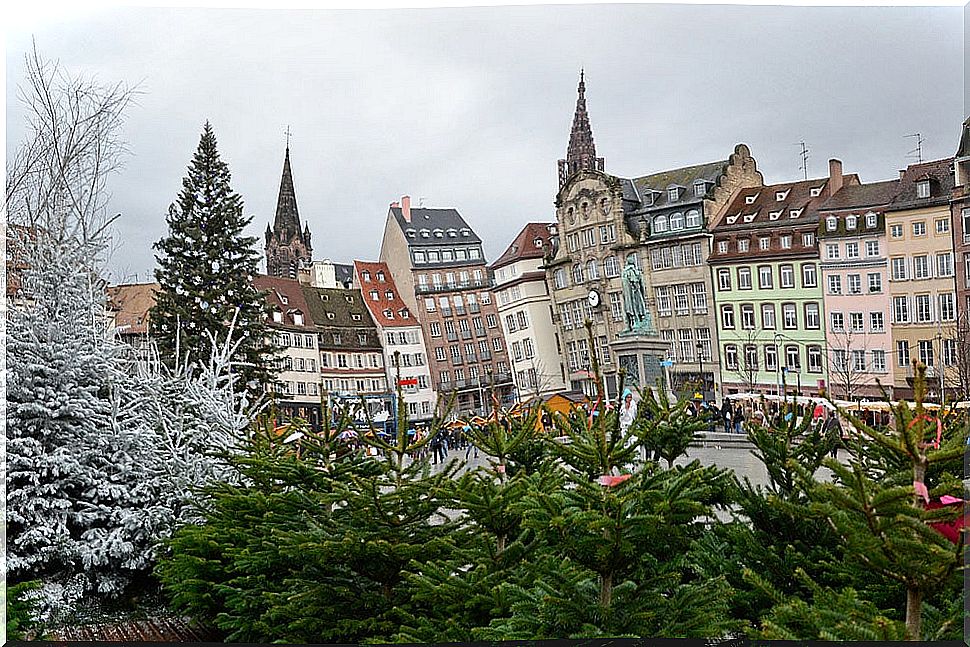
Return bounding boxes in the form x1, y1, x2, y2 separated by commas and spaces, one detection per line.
153, 324, 966, 643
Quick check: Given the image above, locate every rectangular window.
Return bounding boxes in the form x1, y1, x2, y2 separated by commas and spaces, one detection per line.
891, 257, 907, 281
802, 263, 817, 288
674, 284, 690, 315
805, 302, 820, 329
915, 294, 932, 323
865, 240, 879, 257
690, 283, 708, 313
871, 350, 887, 373
696, 328, 712, 361
678, 328, 695, 362
913, 255, 930, 280
845, 242, 860, 258
936, 218, 949, 234
802, 232, 815, 247
893, 296, 909, 323
850, 312, 864, 332
890, 223, 903, 238
761, 303, 776, 329
808, 346, 823, 373
764, 344, 778, 371
828, 274, 842, 295
741, 304, 756, 330
721, 304, 735, 329
826, 243, 840, 260
717, 268, 732, 290
760, 237, 771, 251
918, 340, 934, 367
868, 272, 882, 293
725, 344, 738, 370
896, 340, 910, 367
780, 235, 792, 249
913, 221, 926, 236
656, 286, 672, 316
939, 292, 955, 321
937, 253, 953, 277
831, 312, 845, 331
782, 303, 797, 329
738, 267, 752, 290
758, 266, 773, 289
785, 345, 800, 370
780, 264, 794, 288
852, 349, 866, 372
609, 292, 623, 322
943, 338, 956, 366
847, 274, 862, 295
870, 311, 885, 332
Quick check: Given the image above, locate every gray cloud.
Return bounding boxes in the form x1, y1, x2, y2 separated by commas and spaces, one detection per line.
5, 4, 964, 284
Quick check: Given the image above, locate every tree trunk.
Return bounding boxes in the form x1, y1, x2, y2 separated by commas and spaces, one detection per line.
599, 571, 612, 608
496, 533, 506, 555
905, 585, 922, 640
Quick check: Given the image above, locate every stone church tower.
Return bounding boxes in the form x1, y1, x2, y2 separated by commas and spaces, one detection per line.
265, 146, 313, 278
557, 70, 605, 189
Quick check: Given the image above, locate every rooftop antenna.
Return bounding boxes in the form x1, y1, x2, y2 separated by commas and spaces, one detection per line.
796, 141, 810, 180
285, 125, 292, 148
905, 133, 923, 163
418, 197, 426, 207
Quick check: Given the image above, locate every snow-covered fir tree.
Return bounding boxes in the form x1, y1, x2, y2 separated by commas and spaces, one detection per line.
151, 122, 275, 397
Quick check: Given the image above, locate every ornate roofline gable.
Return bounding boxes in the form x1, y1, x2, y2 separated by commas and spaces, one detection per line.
705, 143, 764, 229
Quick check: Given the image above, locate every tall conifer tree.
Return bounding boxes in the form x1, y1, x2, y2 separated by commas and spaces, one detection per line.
151, 122, 273, 395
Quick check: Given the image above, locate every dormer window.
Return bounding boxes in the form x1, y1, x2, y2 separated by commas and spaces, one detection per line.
369, 290, 379, 301
790, 208, 803, 219
810, 187, 823, 197
846, 215, 858, 230
385, 290, 394, 299
327, 312, 335, 320
533, 237, 543, 248
743, 213, 756, 223
826, 216, 838, 231
667, 187, 680, 202
405, 228, 416, 238
433, 229, 444, 238
916, 179, 931, 199
292, 311, 304, 326
275, 290, 289, 305
745, 192, 759, 205
769, 210, 782, 221
643, 191, 656, 207
400, 309, 410, 319
377, 271, 385, 281
362, 270, 371, 281
447, 228, 457, 237
460, 228, 471, 237
344, 295, 354, 304
383, 309, 394, 319
775, 189, 791, 202
726, 215, 739, 225
351, 313, 362, 321
865, 212, 878, 228
272, 309, 283, 323
693, 181, 707, 197
420, 229, 430, 238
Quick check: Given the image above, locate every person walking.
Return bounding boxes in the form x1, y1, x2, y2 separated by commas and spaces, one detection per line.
722, 405, 732, 433
734, 404, 744, 434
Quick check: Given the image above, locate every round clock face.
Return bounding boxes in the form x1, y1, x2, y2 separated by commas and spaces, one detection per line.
587, 289, 601, 307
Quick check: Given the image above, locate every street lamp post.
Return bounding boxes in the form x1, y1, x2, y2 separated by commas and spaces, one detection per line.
773, 333, 783, 398
696, 340, 705, 401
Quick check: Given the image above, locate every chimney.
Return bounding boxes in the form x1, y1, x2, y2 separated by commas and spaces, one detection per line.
401, 195, 412, 223
828, 159, 843, 196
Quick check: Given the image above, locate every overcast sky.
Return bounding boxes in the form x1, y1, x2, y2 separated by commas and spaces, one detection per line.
5, 3, 966, 284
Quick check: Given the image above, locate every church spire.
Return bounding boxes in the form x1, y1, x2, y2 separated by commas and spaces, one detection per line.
265, 144, 313, 278
558, 69, 605, 189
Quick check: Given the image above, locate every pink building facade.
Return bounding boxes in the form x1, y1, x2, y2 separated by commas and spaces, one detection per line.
818, 180, 900, 400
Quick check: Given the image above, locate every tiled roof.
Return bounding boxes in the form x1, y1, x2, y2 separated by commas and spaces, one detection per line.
354, 260, 417, 328
819, 179, 900, 212
390, 206, 482, 246
491, 222, 554, 270
887, 157, 956, 210
106, 282, 159, 334
300, 285, 380, 347
716, 176, 846, 231
253, 275, 314, 329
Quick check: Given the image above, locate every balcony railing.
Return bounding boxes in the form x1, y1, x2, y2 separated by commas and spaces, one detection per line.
415, 279, 495, 295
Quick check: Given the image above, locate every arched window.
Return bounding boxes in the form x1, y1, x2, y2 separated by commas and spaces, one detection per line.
554, 268, 568, 289
669, 212, 684, 230
686, 209, 701, 227
603, 255, 619, 278
572, 263, 585, 284
653, 214, 668, 233
587, 259, 600, 280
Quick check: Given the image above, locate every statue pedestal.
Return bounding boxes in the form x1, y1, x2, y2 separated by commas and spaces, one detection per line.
610, 331, 671, 395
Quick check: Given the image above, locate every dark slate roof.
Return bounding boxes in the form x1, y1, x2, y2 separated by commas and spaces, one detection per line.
629, 159, 726, 213
887, 158, 956, 211
390, 206, 482, 246
818, 179, 900, 212
956, 116, 970, 158
491, 222, 554, 270
333, 262, 354, 287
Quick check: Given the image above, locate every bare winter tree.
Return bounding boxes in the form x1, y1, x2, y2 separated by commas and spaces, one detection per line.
947, 311, 970, 401
730, 328, 763, 393
826, 329, 877, 401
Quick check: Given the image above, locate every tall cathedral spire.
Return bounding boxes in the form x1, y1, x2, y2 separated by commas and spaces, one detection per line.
265, 145, 313, 278
558, 69, 605, 189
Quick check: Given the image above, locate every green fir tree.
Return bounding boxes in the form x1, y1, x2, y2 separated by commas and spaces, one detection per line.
151, 122, 274, 397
